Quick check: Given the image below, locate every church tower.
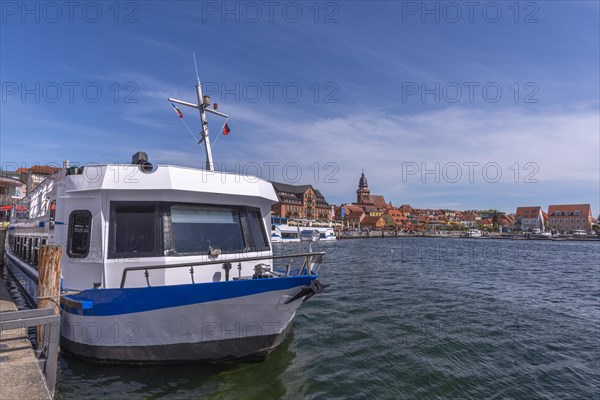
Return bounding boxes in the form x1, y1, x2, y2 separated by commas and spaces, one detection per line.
356, 170, 371, 204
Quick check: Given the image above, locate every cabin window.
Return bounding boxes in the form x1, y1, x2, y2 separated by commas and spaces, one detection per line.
109, 203, 160, 259
107, 202, 270, 258
67, 210, 92, 258
169, 205, 244, 254
245, 209, 270, 251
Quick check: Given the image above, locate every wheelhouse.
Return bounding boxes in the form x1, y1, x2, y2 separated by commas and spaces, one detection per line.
7, 164, 278, 291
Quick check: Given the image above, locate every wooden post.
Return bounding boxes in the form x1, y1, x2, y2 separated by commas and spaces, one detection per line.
37, 245, 62, 350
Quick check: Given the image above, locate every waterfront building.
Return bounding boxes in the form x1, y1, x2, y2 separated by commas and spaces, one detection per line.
384, 208, 407, 227
345, 210, 365, 229
335, 204, 366, 230
480, 218, 493, 227
515, 206, 545, 231
497, 214, 516, 231
454, 210, 464, 222
361, 215, 386, 229
382, 213, 397, 228
0, 172, 26, 223
0, 166, 59, 223
0, 173, 25, 205
271, 181, 332, 221
442, 210, 457, 222
547, 204, 593, 233
399, 204, 414, 217
18, 166, 62, 195
363, 206, 383, 217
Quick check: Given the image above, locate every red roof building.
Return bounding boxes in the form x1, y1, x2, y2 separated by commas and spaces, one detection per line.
547, 204, 593, 233
399, 204, 414, 216
384, 209, 407, 226
515, 206, 544, 231
361, 215, 386, 229
271, 181, 332, 221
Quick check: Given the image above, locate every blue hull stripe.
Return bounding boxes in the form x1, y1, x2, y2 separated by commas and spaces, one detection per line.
61, 275, 316, 317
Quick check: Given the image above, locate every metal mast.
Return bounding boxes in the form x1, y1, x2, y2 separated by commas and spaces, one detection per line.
168, 58, 229, 171
195, 79, 214, 170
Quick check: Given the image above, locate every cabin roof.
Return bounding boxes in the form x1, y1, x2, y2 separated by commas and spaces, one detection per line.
39, 164, 279, 203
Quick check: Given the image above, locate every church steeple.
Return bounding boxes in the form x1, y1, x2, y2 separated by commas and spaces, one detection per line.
356, 170, 371, 204
358, 170, 368, 189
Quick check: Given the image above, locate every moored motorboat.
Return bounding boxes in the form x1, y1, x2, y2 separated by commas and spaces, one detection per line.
301, 227, 337, 242
272, 218, 336, 244
467, 228, 483, 237
5, 70, 327, 363
271, 222, 301, 243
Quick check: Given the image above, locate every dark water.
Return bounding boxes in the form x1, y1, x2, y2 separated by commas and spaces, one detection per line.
9, 238, 600, 399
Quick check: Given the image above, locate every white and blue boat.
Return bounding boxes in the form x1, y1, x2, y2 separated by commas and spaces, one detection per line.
272, 218, 336, 244
271, 222, 301, 243
302, 227, 337, 242
4, 72, 326, 363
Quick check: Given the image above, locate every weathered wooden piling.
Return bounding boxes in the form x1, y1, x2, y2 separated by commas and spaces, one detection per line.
36, 245, 62, 350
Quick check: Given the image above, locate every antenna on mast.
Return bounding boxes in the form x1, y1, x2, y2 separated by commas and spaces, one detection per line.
192, 52, 200, 83
168, 55, 230, 171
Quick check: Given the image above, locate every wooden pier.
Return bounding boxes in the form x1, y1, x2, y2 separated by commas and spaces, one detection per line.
1, 235, 60, 399
0, 279, 53, 400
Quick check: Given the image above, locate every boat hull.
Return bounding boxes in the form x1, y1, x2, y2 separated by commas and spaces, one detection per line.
5, 252, 38, 307
271, 236, 300, 243
60, 323, 292, 363
59, 276, 317, 363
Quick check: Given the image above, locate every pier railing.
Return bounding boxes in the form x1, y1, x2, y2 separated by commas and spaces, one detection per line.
0, 308, 60, 396
119, 252, 325, 289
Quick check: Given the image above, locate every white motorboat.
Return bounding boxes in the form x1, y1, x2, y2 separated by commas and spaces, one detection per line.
467, 229, 482, 237
5, 69, 327, 363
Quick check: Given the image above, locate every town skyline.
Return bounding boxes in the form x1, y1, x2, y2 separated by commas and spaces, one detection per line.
268, 170, 597, 233
271, 169, 598, 217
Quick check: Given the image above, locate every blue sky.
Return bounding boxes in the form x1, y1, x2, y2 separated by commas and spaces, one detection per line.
1, 1, 598, 214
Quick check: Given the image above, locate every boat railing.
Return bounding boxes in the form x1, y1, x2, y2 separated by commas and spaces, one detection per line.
119, 252, 325, 289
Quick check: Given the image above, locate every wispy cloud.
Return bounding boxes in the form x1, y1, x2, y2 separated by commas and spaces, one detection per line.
209, 103, 599, 211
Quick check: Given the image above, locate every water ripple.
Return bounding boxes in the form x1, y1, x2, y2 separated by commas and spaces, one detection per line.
25, 238, 599, 399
